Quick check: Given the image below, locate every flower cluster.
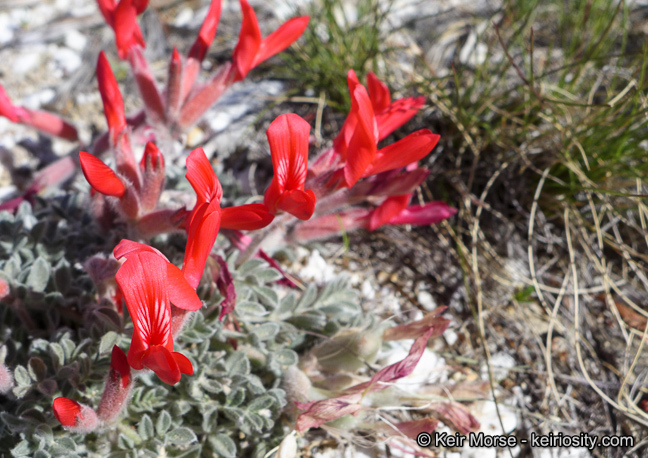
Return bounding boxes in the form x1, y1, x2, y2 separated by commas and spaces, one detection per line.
0, 0, 461, 444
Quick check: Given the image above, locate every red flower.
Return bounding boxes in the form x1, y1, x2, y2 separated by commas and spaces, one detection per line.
221, 203, 274, 230
97, 0, 147, 59
332, 70, 434, 188
114, 240, 202, 384
79, 151, 126, 198
188, 0, 222, 62
97, 51, 127, 135
263, 114, 316, 220
183, 148, 223, 289
0, 84, 18, 122
368, 194, 457, 231
232, 0, 309, 81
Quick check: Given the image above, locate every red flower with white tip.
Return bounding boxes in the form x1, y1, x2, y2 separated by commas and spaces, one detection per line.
114, 240, 202, 384
232, 0, 309, 81
263, 113, 316, 220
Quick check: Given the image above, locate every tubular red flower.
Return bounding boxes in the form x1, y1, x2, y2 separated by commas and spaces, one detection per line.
110, 0, 146, 59
221, 203, 274, 230
188, 0, 222, 62
369, 194, 457, 231
366, 71, 390, 112
375, 96, 425, 141
115, 248, 199, 384
97, 51, 126, 134
263, 113, 316, 220
139, 142, 165, 212
368, 194, 411, 231
363, 129, 440, 178
79, 151, 126, 198
183, 148, 223, 288
97, 345, 133, 424
232, 0, 309, 81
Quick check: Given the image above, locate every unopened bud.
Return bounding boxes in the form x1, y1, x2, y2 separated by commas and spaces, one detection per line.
52, 397, 100, 433
313, 328, 382, 373
97, 346, 133, 424
138, 142, 165, 212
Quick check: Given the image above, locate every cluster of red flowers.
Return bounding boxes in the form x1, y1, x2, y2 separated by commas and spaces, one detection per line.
0, 0, 456, 433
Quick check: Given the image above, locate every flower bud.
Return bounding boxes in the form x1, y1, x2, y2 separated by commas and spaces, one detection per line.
313, 328, 382, 373
138, 142, 165, 213
53, 397, 100, 433
97, 346, 133, 424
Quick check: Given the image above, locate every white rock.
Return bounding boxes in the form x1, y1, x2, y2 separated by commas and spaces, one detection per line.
13, 51, 42, 74
0, 13, 14, 44
174, 7, 194, 27
361, 279, 376, 300
535, 448, 590, 458
64, 29, 87, 52
21, 89, 55, 110
417, 290, 436, 311
481, 352, 516, 382
51, 46, 82, 73
300, 250, 336, 283
444, 327, 458, 346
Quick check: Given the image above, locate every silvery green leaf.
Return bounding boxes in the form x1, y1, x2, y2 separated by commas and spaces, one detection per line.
209, 434, 236, 458
226, 352, 250, 376
138, 415, 154, 440
289, 311, 326, 330
245, 374, 265, 395
12, 385, 30, 398
226, 387, 246, 407
33, 451, 50, 458
156, 410, 172, 437
61, 338, 76, 360
27, 357, 47, 382
99, 331, 121, 355
118, 433, 136, 450
176, 445, 202, 458
200, 378, 223, 394
13, 365, 30, 386
167, 427, 197, 446
236, 259, 266, 277
50, 437, 77, 456
295, 284, 317, 313
26, 257, 49, 293
255, 268, 283, 283
4, 255, 21, 279
251, 286, 278, 307
10, 440, 31, 457
277, 293, 296, 315
252, 322, 280, 341
248, 395, 274, 412
273, 349, 298, 366
235, 301, 268, 318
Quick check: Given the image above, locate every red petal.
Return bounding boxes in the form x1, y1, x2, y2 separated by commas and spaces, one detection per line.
376, 96, 425, 140
343, 85, 378, 188
132, 0, 148, 14
96, 0, 116, 26
221, 203, 274, 230
20, 109, 78, 141
265, 113, 310, 194
167, 263, 202, 311
277, 189, 316, 220
110, 345, 131, 388
388, 201, 457, 226
0, 84, 18, 122
173, 352, 193, 375
367, 72, 391, 113
188, 0, 222, 62
53, 397, 82, 427
366, 129, 439, 177
79, 151, 125, 197
368, 194, 410, 231
140, 346, 182, 385
97, 52, 126, 133
113, 0, 146, 59
232, 0, 262, 81
382, 307, 450, 342
186, 147, 223, 204
113, 239, 167, 261
182, 201, 221, 289
140, 142, 163, 170
115, 252, 172, 349
253, 16, 309, 68
332, 70, 363, 157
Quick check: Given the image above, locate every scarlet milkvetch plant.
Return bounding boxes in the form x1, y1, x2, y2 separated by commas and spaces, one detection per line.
0, 0, 466, 452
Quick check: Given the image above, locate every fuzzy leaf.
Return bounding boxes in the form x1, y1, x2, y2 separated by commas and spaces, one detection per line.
99, 331, 121, 354
27, 257, 50, 292
226, 352, 250, 376
210, 434, 236, 458
10, 440, 31, 457
252, 322, 280, 341
156, 410, 172, 437
273, 349, 298, 366
48, 343, 65, 369
138, 414, 154, 440
13, 365, 30, 386
167, 427, 197, 446
27, 357, 47, 382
